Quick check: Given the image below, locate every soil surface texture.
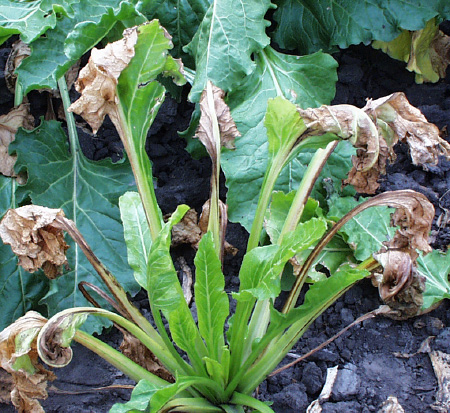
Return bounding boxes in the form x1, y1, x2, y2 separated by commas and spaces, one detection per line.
2, 25, 450, 413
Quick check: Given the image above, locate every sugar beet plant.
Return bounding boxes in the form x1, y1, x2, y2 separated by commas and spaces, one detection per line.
0, 20, 446, 412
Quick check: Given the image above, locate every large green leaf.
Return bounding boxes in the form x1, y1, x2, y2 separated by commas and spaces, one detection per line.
272, 0, 450, 54
110, 378, 161, 413
0, 0, 78, 44
16, 0, 145, 95
139, 0, 211, 67
10, 120, 137, 334
0, 176, 49, 330
327, 195, 396, 261
185, 0, 272, 101
194, 232, 228, 360
222, 48, 339, 231
418, 250, 450, 310
119, 192, 151, 289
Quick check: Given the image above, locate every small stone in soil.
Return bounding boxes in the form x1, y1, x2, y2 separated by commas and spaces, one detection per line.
331, 363, 360, 402
271, 382, 308, 413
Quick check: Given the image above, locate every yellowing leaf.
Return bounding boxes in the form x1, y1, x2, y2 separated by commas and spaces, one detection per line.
0, 104, 34, 178
0, 311, 54, 413
0, 206, 69, 279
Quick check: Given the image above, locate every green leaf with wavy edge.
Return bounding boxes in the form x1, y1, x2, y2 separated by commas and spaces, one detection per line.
0, 175, 50, 330
0, 0, 78, 44
194, 232, 228, 360
119, 191, 151, 289
418, 250, 450, 310
138, 0, 211, 67
110, 378, 162, 413
272, 0, 450, 55
16, 0, 145, 96
327, 195, 396, 261
184, 0, 272, 102
236, 218, 327, 302
222, 48, 339, 231
10, 120, 137, 334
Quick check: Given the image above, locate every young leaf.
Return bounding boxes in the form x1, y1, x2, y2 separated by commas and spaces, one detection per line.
194, 232, 228, 360
110, 378, 161, 413
185, 0, 272, 101
119, 191, 151, 289
418, 250, 450, 310
271, 0, 448, 54
10, 120, 137, 334
222, 48, 338, 231
15, 0, 145, 95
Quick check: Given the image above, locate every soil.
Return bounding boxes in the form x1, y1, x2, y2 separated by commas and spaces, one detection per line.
2, 23, 450, 413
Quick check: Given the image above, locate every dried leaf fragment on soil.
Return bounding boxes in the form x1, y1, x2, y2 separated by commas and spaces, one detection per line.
0, 311, 54, 413
429, 350, 450, 413
0, 205, 69, 279
0, 104, 34, 178
68, 27, 138, 134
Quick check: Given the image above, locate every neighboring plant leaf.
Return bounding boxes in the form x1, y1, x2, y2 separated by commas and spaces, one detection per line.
10, 120, 137, 334
0, 311, 54, 412
110, 378, 161, 413
139, 0, 211, 67
271, 0, 449, 55
185, 0, 272, 101
222, 48, 338, 231
194, 232, 228, 360
373, 17, 450, 83
119, 191, 151, 289
418, 250, 450, 310
328, 195, 396, 261
15, 0, 145, 95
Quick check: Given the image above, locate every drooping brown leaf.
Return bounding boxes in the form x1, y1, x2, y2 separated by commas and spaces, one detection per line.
196, 81, 239, 160
0, 311, 55, 413
0, 104, 34, 178
0, 206, 69, 278
119, 332, 173, 383
5, 40, 31, 94
364, 92, 450, 168
68, 27, 138, 134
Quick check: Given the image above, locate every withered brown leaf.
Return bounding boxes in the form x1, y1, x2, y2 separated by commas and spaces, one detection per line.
0, 311, 55, 413
0, 206, 69, 279
68, 27, 138, 134
0, 104, 34, 178
5, 40, 31, 94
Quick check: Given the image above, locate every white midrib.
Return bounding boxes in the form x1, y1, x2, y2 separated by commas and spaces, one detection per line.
205, 0, 217, 84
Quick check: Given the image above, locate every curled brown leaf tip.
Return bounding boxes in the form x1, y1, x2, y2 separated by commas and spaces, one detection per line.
0, 104, 34, 179
0, 206, 69, 278
196, 82, 240, 159
68, 27, 138, 134
5, 40, 31, 94
0, 311, 54, 413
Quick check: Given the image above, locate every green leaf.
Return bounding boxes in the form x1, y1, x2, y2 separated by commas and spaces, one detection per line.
328, 195, 396, 261
139, 0, 211, 67
11, 120, 137, 334
237, 218, 327, 301
16, 0, 145, 95
194, 232, 229, 360
185, 0, 272, 101
119, 192, 151, 289
0, 0, 76, 44
110, 379, 161, 413
418, 250, 450, 310
272, 0, 450, 54
222, 48, 338, 231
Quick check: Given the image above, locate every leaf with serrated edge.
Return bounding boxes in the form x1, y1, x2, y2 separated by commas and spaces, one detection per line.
418, 250, 450, 310
272, 0, 449, 54
119, 192, 151, 289
185, 0, 272, 101
16, 0, 145, 95
11, 120, 137, 334
222, 48, 338, 231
